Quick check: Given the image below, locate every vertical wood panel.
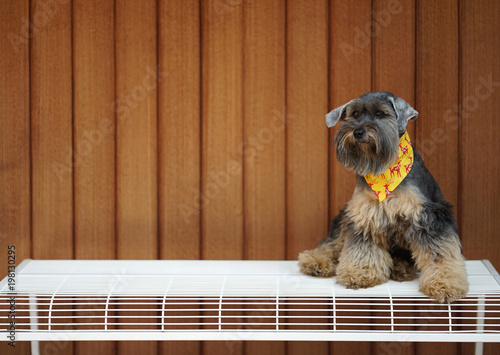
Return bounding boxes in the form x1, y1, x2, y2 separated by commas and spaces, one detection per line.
459, 0, 500, 262
0, 0, 31, 269
30, 0, 74, 353
158, 0, 201, 354
116, 0, 157, 260
244, 1, 286, 354
287, 1, 329, 354
460, 0, 500, 354
0, 1, 31, 354
201, 0, 244, 354
115, 1, 158, 355
73, 0, 116, 354
243, 0, 285, 261
201, 0, 244, 262
415, 1, 459, 354
158, 0, 201, 261
286, 0, 329, 258
416, 0, 459, 207
31, 0, 73, 260
329, 1, 372, 354
73, 0, 116, 258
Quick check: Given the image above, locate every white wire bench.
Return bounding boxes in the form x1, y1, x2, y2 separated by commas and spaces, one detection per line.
1, 259, 500, 355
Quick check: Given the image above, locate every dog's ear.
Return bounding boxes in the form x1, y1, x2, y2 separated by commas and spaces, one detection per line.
326, 101, 351, 128
388, 96, 418, 132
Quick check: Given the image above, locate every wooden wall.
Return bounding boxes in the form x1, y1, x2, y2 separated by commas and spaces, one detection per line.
1, 0, 499, 354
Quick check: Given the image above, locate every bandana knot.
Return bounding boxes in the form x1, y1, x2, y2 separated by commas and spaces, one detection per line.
364, 131, 413, 201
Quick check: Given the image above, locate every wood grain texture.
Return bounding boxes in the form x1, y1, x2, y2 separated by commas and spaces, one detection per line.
31, 0, 73, 261
329, 1, 372, 354
459, 0, 500, 261
201, 0, 244, 354
459, 0, 500, 353
201, 0, 244, 261
73, 0, 116, 259
116, 0, 157, 260
415, 0, 459, 207
286, 1, 329, 354
158, 0, 201, 261
73, 0, 116, 353
30, 1, 74, 353
372, 0, 416, 96
286, 0, 329, 257
0, 1, 31, 354
115, 1, 158, 354
243, 0, 286, 261
0, 0, 31, 270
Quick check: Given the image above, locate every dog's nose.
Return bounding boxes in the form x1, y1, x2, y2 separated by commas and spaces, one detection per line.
353, 127, 365, 139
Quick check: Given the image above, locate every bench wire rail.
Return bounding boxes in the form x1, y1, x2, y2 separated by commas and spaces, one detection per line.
1, 259, 500, 354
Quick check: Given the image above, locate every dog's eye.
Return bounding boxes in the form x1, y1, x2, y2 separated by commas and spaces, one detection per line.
376, 111, 385, 117
352, 111, 360, 118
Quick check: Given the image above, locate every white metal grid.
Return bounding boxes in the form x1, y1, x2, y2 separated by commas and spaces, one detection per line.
1, 259, 500, 343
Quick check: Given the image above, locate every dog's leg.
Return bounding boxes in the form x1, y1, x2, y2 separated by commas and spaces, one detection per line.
298, 237, 344, 277
336, 229, 393, 289
408, 202, 468, 303
411, 233, 468, 303
298, 209, 346, 277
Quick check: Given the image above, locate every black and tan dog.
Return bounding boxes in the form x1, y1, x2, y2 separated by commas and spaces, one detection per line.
298, 91, 468, 303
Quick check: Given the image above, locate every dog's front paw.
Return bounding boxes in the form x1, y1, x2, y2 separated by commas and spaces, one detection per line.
336, 267, 387, 289
419, 278, 469, 303
419, 259, 469, 303
298, 250, 336, 277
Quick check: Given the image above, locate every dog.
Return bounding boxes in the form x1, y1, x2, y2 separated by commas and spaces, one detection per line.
298, 91, 469, 303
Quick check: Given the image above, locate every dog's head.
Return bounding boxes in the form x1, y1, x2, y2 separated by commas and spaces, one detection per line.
326, 91, 418, 176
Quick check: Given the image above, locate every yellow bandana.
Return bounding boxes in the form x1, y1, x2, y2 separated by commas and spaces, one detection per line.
364, 130, 413, 202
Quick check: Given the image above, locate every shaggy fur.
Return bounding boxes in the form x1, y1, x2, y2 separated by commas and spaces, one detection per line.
298, 91, 469, 303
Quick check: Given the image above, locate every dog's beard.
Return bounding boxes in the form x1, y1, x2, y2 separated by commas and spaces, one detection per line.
334, 121, 399, 176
